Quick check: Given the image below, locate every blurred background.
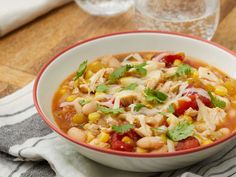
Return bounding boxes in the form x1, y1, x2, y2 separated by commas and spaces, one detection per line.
0, 0, 235, 97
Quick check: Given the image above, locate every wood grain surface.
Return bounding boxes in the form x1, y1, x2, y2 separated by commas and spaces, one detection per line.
0, 0, 235, 98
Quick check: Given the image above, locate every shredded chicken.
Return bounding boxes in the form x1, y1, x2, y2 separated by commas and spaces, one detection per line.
197, 99, 226, 131
198, 67, 223, 85
135, 115, 152, 137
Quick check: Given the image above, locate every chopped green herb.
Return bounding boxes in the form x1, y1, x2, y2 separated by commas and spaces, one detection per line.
108, 65, 133, 84
112, 124, 134, 134
121, 83, 138, 91
74, 60, 88, 81
96, 84, 109, 93
134, 103, 145, 112
175, 64, 193, 77
134, 62, 147, 76
168, 103, 175, 113
167, 120, 194, 141
144, 88, 168, 104
79, 99, 90, 106
208, 91, 226, 109
97, 105, 124, 114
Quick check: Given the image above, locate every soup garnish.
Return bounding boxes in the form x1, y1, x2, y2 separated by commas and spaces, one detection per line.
52, 52, 236, 153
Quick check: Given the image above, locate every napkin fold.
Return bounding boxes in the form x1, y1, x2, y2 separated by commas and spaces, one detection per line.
0, 81, 236, 177
0, 0, 72, 37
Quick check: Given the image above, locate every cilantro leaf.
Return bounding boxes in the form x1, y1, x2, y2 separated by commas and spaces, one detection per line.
175, 64, 192, 77
208, 91, 226, 109
134, 103, 145, 112
134, 62, 147, 76
79, 99, 90, 106
108, 65, 133, 84
144, 88, 168, 104
74, 60, 88, 81
167, 120, 194, 141
168, 103, 175, 113
121, 83, 138, 91
97, 105, 124, 114
96, 84, 109, 93
112, 124, 134, 134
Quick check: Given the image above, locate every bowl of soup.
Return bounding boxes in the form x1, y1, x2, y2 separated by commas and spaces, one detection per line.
34, 31, 236, 172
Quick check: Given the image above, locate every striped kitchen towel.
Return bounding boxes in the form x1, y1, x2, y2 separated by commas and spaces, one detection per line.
0, 81, 236, 177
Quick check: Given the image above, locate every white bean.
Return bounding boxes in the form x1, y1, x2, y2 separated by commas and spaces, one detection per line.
67, 127, 87, 142
150, 145, 168, 153
218, 128, 231, 136
136, 137, 164, 149
82, 101, 97, 115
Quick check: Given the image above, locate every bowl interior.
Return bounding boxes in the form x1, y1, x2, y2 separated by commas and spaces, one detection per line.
36, 32, 236, 132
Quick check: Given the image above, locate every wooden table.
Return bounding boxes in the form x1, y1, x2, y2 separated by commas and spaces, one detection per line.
0, 0, 235, 98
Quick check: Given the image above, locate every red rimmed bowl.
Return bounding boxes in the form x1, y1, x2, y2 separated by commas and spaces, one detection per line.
33, 31, 236, 172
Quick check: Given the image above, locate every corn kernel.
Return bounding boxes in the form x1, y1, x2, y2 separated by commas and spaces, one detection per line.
161, 134, 167, 143
98, 132, 110, 143
86, 131, 95, 142
72, 113, 87, 124
88, 112, 101, 123
202, 139, 213, 146
59, 88, 67, 95
121, 136, 134, 145
95, 92, 104, 97
83, 123, 90, 130
192, 70, 198, 79
79, 86, 89, 93
181, 115, 193, 123
89, 61, 106, 73
136, 147, 148, 153
173, 59, 182, 66
145, 53, 154, 60
224, 79, 236, 95
205, 84, 215, 92
215, 86, 228, 96
84, 70, 94, 80
66, 95, 76, 102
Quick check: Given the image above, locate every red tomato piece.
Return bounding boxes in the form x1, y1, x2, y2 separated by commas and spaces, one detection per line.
125, 130, 140, 141
174, 94, 212, 116
110, 132, 123, 142
110, 131, 136, 152
162, 120, 169, 127
111, 140, 134, 152
174, 94, 197, 116
158, 53, 185, 67
176, 136, 200, 151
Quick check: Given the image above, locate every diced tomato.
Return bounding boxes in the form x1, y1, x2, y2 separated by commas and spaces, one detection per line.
125, 130, 140, 141
174, 94, 212, 116
156, 53, 185, 67
174, 94, 197, 116
110, 132, 135, 152
110, 132, 123, 142
176, 136, 200, 151
111, 140, 134, 152
162, 120, 169, 127
198, 95, 212, 107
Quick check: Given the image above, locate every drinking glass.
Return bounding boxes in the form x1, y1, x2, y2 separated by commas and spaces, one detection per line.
135, 0, 220, 40
75, 0, 134, 16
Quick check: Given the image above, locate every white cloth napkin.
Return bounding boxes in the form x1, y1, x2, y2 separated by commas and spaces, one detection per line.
0, 81, 236, 177
0, 0, 72, 37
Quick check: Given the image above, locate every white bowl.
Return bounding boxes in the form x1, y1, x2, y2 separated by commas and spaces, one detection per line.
34, 31, 236, 172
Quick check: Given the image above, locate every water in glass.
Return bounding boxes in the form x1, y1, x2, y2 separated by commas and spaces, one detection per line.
75, 0, 134, 16
135, 0, 220, 40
